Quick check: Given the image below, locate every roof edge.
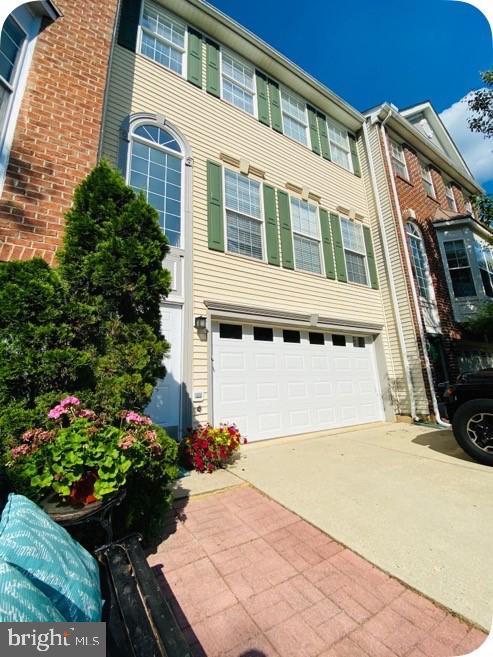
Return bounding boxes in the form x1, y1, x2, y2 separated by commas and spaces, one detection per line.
180, 0, 364, 127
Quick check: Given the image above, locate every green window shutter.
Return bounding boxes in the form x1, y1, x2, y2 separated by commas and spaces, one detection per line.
256, 71, 270, 126
263, 185, 280, 266
277, 190, 294, 269
187, 28, 203, 88
206, 40, 220, 97
307, 106, 321, 155
330, 213, 347, 282
348, 133, 361, 177
117, 0, 142, 51
317, 113, 331, 161
363, 225, 379, 289
207, 161, 224, 251
319, 209, 335, 279
268, 79, 283, 133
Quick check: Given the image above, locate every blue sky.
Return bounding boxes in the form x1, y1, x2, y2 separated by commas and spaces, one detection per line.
208, 0, 493, 192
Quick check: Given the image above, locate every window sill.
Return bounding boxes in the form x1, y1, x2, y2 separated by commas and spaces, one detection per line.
396, 174, 413, 187
137, 49, 187, 84
224, 250, 269, 266
347, 279, 372, 290
293, 266, 325, 280
426, 194, 439, 203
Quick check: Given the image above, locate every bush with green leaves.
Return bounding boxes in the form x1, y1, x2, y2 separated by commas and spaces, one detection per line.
463, 301, 493, 342
0, 161, 171, 451
0, 161, 178, 536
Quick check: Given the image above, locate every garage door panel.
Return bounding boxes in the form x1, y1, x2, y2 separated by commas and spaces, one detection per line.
258, 413, 282, 433
256, 382, 280, 401
220, 382, 247, 403
212, 322, 384, 442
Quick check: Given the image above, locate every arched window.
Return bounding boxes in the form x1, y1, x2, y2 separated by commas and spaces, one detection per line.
128, 122, 183, 247
406, 222, 432, 301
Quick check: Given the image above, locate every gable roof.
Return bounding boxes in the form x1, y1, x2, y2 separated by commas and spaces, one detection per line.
400, 101, 472, 176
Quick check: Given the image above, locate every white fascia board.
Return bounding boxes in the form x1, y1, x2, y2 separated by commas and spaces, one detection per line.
160, 0, 364, 132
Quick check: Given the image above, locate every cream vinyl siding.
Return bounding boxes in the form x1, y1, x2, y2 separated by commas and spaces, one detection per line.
365, 123, 430, 416
103, 46, 400, 423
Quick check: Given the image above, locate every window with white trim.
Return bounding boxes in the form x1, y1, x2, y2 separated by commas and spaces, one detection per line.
139, 1, 186, 75
290, 197, 322, 274
465, 196, 474, 216
443, 239, 476, 297
1, 6, 45, 192
420, 161, 435, 198
406, 222, 431, 300
475, 241, 493, 298
327, 120, 352, 171
128, 123, 183, 247
340, 218, 368, 285
445, 182, 457, 212
389, 140, 408, 180
221, 50, 255, 116
280, 88, 308, 146
224, 169, 263, 260
0, 15, 26, 129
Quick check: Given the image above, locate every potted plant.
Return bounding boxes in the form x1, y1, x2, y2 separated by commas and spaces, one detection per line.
6, 397, 172, 513
183, 423, 246, 473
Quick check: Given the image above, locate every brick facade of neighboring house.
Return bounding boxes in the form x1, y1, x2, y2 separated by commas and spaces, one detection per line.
367, 102, 490, 417
0, 0, 119, 264
394, 141, 466, 383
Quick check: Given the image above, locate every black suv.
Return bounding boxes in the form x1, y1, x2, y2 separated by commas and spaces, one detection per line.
442, 369, 493, 466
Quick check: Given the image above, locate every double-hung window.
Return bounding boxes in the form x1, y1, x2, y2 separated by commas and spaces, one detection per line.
290, 198, 322, 274
465, 197, 474, 216
475, 241, 493, 298
140, 2, 186, 75
221, 50, 255, 116
280, 88, 308, 146
445, 183, 458, 212
444, 240, 476, 297
340, 218, 368, 285
327, 120, 352, 171
224, 169, 263, 260
389, 140, 408, 180
420, 161, 435, 198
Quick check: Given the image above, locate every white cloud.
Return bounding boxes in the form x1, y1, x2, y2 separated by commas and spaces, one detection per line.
439, 93, 493, 185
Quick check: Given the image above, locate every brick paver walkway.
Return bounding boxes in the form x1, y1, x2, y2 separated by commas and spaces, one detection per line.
148, 486, 485, 657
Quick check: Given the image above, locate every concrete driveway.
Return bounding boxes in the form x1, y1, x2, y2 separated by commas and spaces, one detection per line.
226, 422, 493, 631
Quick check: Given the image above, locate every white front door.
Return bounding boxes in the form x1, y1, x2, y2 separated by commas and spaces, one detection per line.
146, 303, 183, 437
212, 322, 384, 442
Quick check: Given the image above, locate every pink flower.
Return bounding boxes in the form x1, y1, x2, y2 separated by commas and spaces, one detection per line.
59, 396, 80, 408
78, 409, 96, 419
144, 430, 157, 442
11, 444, 31, 461
48, 404, 66, 420
124, 411, 152, 425
119, 434, 137, 450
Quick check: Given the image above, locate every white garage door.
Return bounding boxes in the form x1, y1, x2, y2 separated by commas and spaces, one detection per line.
212, 322, 384, 442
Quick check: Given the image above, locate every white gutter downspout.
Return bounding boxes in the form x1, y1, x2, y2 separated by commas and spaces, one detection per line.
379, 113, 450, 427
362, 119, 418, 421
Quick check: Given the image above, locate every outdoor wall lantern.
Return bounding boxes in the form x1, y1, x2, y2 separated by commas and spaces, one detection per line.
194, 316, 207, 334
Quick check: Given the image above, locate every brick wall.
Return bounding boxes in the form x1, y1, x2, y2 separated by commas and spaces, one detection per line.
0, 0, 119, 264
393, 141, 468, 382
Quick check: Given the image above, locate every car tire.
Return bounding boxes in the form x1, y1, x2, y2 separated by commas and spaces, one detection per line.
452, 399, 493, 466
